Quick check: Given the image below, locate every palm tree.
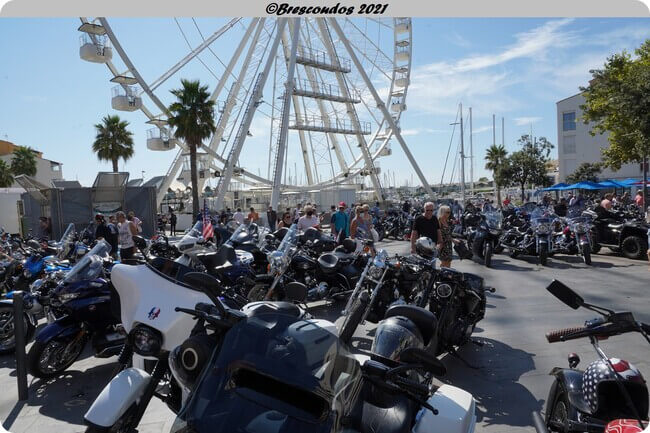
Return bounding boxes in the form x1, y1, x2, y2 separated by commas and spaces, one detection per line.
0, 160, 14, 187
167, 79, 216, 216
484, 144, 508, 207
10, 146, 37, 177
92, 115, 135, 172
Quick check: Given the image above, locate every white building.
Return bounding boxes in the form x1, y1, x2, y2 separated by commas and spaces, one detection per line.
557, 93, 643, 182
0, 140, 63, 187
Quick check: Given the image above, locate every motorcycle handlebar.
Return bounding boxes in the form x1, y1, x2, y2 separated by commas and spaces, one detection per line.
546, 326, 588, 343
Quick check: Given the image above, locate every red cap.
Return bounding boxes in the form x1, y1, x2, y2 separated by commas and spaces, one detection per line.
339, 201, 346, 207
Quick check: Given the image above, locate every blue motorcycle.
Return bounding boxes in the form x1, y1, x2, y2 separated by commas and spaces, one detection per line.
26, 240, 123, 378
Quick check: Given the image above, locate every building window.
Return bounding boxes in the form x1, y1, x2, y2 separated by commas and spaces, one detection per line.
563, 135, 576, 154
563, 112, 576, 131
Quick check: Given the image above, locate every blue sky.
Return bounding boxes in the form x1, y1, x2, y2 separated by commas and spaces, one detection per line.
1, 17, 649, 188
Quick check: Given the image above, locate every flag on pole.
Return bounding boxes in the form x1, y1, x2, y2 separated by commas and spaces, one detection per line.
202, 199, 214, 240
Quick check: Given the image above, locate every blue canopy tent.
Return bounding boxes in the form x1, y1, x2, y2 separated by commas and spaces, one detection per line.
542, 183, 569, 191
560, 181, 607, 190
619, 178, 641, 186
597, 180, 626, 188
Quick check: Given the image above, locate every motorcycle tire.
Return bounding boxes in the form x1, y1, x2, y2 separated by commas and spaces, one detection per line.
27, 332, 89, 379
546, 384, 573, 433
0, 305, 34, 355
246, 284, 269, 302
621, 235, 645, 260
484, 243, 493, 268
539, 244, 548, 267
582, 244, 592, 266
339, 295, 367, 346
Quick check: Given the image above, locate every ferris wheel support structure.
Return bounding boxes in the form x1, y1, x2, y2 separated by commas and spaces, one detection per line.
329, 18, 434, 198
213, 19, 288, 211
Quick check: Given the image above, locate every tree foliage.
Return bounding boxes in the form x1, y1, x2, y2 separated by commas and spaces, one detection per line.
92, 115, 134, 172
10, 146, 37, 177
0, 160, 14, 187
502, 135, 554, 201
581, 40, 650, 169
484, 144, 508, 206
168, 79, 216, 216
565, 162, 603, 184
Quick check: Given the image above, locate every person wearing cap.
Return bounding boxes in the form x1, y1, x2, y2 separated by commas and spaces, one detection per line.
94, 214, 118, 257
331, 202, 350, 244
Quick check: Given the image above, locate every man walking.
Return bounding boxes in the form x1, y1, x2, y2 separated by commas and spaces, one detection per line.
331, 202, 350, 244
267, 206, 277, 231
169, 209, 177, 236
410, 202, 440, 254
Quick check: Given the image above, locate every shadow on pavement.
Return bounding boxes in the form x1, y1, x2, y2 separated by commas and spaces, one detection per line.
3, 362, 115, 430
440, 337, 542, 429
488, 258, 537, 272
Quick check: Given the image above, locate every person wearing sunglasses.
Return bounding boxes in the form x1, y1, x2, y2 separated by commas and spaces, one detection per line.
277, 212, 293, 229
410, 202, 441, 254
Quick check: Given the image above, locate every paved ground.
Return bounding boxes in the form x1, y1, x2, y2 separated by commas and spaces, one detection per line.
1, 240, 648, 433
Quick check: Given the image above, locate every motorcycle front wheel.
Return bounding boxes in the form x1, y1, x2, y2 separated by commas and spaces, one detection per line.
0, 304, 34, 355
582, 244, 592, 266
539, 244, 548, 266
339, 295, 367, 346
27, 332, 89, 379
246, 284, 269, 302
484, 243, 493, 268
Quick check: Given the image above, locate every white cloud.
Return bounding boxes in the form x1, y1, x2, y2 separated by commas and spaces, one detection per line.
400, 128, 449, 136
514, 117, 542, 126
419, 18, 576, 75
445, 31, 472, 48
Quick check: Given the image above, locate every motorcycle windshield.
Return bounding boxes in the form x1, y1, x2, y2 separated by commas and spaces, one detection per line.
530, 207, 556, 225
184, 221, 203, 240
227, 223, 250, 244
277, 224, 298, 253
62, 240, 110, 283
567, 204, 587, 219
57, 223, 76, 259
483, 211, 503, 229
373, 249, 388, 267
181, 313, 360, 433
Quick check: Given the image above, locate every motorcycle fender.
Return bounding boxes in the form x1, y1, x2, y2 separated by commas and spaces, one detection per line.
84, 367, 152, 428
548, 367, 592, 415
33, 315, 82, 344
412, 384, 476, 433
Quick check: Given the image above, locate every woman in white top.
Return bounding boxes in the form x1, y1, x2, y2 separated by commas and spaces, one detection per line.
116, 211, 138, 260
297, 205, 320, 231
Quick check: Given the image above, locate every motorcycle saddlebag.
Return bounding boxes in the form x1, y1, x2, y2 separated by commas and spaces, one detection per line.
454, 241, 473, 260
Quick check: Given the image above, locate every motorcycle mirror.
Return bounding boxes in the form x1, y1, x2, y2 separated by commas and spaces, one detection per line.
283, 282, 307, 302
398, 347, 447, 377
183, 272, 225, 313
546, 280, 584, 310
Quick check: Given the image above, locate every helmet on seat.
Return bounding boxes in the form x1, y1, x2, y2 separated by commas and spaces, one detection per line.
581, 358, 648, 418
415, 237, 436, 259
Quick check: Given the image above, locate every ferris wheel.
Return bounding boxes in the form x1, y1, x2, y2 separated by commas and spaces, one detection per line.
77, 17, 434, 209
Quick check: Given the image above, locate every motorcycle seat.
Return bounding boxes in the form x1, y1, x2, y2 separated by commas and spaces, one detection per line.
196, 244, 238, 269
242, 301, 302, 318
384, 305, 436, 346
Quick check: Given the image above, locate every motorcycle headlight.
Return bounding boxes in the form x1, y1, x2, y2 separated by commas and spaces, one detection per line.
130, 325, 163, 356
536, 224, 549, 235
368, 265, 383, 279
436, 283, 453, 298
58, 291, 82, 302
574, 223, 587, 234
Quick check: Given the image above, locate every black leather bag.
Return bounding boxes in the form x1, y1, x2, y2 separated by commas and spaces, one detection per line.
454, 241, 473, 260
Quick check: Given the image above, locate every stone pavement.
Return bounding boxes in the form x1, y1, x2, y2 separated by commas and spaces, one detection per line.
1, 239, 648, 433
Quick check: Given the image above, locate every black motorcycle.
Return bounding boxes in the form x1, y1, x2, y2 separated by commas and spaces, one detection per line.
26, 241, 124, 378
410, 258, 494, 356
538, 280, 649, 433
466, 210, 503, 267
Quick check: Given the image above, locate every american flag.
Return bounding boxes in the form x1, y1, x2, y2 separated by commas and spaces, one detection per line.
202, 199, 214, 240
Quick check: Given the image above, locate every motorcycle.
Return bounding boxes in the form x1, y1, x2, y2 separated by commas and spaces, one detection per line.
536, 279, 649, 433
136, 288, 475, 433
409, 253, 493, 357
553, 205, 594, 265
83, 266, 308, 432
466, 210, 503, 267
26, 240, 123, 378
531, 206, 558, 266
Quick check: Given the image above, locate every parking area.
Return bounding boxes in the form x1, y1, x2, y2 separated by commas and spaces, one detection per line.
1, 240, 648, 433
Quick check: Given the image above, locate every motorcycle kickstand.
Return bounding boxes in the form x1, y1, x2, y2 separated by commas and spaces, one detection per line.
449, 348, 481, 370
